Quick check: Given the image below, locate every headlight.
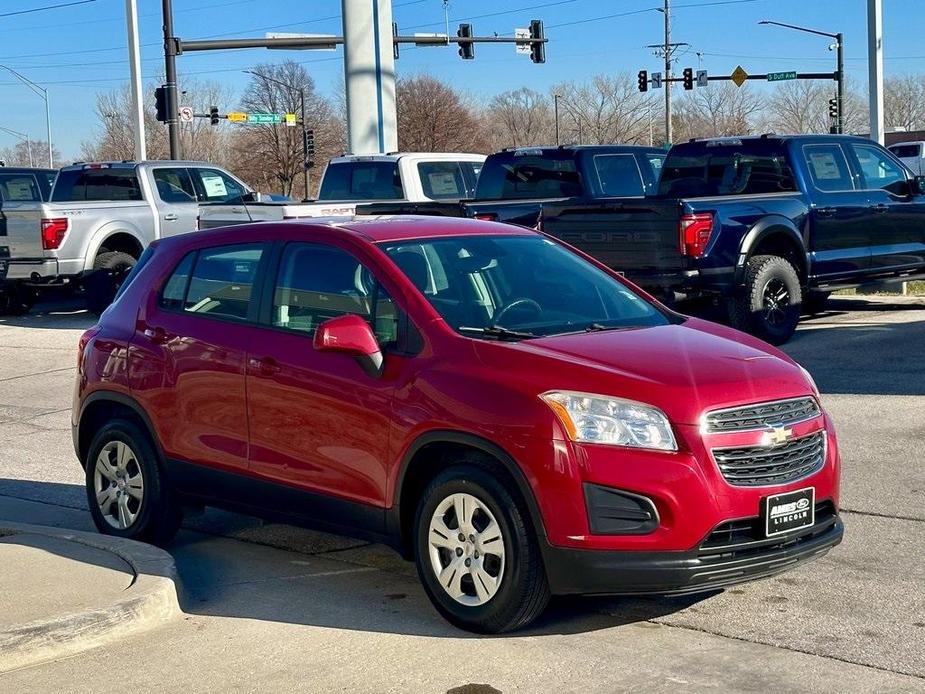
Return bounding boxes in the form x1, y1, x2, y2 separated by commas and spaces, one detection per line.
541, 390, 677, 451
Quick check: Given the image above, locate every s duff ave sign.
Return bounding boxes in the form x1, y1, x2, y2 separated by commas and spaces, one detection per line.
767, 71, 798, 82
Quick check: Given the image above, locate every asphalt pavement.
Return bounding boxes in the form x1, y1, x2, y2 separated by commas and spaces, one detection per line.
0, 294, 922, 692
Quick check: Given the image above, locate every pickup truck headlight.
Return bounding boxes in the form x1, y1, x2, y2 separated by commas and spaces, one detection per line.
541, 391, 677, 451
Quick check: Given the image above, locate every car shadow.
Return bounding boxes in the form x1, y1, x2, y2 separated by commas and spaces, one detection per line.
0, 478, 711, 639
0, 294, 96, 331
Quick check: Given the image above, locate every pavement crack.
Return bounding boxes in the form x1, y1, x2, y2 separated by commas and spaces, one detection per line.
0, 367, 74, 383
839, 507, 925, 523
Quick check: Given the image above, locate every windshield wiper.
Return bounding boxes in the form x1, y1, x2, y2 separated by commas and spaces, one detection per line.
458, 325, 536, 341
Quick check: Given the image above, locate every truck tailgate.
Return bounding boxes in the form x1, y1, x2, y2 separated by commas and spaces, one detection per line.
539, 199, 685, 277
0, 201, 44, 263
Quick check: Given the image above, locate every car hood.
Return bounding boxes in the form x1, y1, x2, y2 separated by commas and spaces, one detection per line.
484, 317, 812, 426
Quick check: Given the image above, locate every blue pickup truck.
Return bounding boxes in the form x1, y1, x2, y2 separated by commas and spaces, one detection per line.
539, 134, 925, 344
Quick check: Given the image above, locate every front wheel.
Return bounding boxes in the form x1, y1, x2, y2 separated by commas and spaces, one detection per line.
414, 464, 549, 633
727, 254, 802, 345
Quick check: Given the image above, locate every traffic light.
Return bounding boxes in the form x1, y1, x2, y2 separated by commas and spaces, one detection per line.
457, 23, 474, 60
529, 19, 545, 64
305, 129, 315, 161
828, 97, 839, 119
637, 70, 648, 93
154, 86, 167, 122
209, 107, 219, 126
683, 67, 694, 90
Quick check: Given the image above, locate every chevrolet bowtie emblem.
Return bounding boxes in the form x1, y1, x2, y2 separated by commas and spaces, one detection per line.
765, 427, 794, 445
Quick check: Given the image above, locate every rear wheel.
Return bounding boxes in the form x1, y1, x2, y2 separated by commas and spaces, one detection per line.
414, 464, 549, 633
85, 250, 136, 316
0, 283, 37, 316
85, 418, 181, 546
727, 254, 802, 345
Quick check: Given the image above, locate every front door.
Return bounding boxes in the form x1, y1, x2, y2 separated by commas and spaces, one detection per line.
246, 241, 403, 509
131, 242, 267, 474
800, 142, 871, 280
848, 142, 925, 273
150, 167, 200, 237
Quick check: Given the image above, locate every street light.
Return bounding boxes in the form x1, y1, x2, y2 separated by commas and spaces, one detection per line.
0, 65, 52, 167
759, 19, 844, 134
553, 94, 583, 145
243, 69, 309, 199
0, 125, 34, 166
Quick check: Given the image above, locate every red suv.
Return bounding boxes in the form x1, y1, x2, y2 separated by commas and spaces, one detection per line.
74, 217, 842, 632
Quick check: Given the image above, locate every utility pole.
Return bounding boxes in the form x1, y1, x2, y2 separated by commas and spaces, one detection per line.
162, 0, 180, 159
663, 0, 672, 145
125, 0, 146, 160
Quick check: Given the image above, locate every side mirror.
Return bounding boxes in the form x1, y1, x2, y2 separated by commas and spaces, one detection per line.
912, 176, 925, 196
313, 314, 383, 377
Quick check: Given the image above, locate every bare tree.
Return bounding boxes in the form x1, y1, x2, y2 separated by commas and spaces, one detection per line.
484, 87, 555, 149
764, 79, 866, 135
233, 61, 342, 199
551, 74, 652, 145
884, 75, 925, 132
672, 83, 763, 141
396, 74, 490, 152
0, 140, 60, 167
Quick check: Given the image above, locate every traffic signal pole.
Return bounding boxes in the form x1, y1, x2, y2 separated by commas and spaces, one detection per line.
162, 0, 180, 159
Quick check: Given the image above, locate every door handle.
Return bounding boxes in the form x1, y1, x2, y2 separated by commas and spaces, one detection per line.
143, 326, 168, 344
248, 356, 281, 376
816, 207, 836, 217
871, 204, 889, 214
163, 213, 178, 221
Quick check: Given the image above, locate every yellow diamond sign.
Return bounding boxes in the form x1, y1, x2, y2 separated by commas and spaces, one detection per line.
731, 65, 748, 88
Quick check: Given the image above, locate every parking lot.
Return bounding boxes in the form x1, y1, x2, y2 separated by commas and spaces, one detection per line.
0, 294, 923, 692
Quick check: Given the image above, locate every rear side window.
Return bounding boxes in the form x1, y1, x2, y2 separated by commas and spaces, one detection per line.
153, 168, 197, 203
52, 168, 142, 202
318, 161, 404, 200
417, 161, 468, 200
659, 149, 797, 197
889, 144, 921, 159
802, 144, 854, 192
475, 152, 581, 200
159, 244, 264, 321
0, 174, 42, 202
592, 154, 644, 196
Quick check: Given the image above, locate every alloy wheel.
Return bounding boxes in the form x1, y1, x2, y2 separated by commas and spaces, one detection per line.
93, 440, 144, 530
427, 492, 505, 606
762, 278, 791, 326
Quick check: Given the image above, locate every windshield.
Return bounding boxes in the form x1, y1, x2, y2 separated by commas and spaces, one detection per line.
381, 235, 671, 338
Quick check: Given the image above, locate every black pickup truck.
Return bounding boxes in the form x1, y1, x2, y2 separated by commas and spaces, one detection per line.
359, 145, 666, 227
537, 134, 925, 343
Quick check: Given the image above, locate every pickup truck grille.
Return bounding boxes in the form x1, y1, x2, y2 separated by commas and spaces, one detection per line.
712, 430, 826, 487
704, 397, 820, 433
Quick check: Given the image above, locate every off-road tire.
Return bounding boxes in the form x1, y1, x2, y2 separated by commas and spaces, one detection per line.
85, 250, 136, 316
727, 254, 802, 345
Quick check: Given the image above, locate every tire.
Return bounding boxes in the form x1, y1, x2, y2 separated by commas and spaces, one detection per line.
414, 463, 550, 633
802, 290, 831, 315
0, 284, 36, 316
727, 254, 802, 345
84, 418, 181, 547
85, 250, 136, 316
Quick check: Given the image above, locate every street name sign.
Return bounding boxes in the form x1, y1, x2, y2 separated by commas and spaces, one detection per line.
767, 71, 798, 82
248, 113, 284, 124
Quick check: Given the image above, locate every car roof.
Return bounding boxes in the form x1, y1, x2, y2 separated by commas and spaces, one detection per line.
496, 145, 664, 155
329, 153, 486, 164
0, 167, 55, 174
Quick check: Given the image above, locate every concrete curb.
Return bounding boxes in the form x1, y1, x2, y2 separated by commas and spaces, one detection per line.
0, 522, 182, 674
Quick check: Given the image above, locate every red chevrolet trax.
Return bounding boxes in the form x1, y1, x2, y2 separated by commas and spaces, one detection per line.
74, 217, 842, 633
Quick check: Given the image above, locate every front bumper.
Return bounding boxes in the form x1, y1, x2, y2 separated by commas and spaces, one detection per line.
542, 502, 843, 596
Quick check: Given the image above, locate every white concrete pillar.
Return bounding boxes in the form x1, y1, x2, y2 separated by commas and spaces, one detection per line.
341, 0, 397, 154
867, 0, 884, 144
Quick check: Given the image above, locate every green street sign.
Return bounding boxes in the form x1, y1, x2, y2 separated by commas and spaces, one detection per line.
767, 71, 798, 82
247, 113, 283, 124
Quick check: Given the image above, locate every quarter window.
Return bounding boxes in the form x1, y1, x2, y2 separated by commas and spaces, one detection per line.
802, 145, 854, 192
851, 144, 907, 194
272, 243, 400, 345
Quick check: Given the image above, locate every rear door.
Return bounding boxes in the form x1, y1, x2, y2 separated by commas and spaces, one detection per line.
0, 171, 45, 269
149, 166, 200, 237
847, 142, 925, 273
798, 142, 871, 279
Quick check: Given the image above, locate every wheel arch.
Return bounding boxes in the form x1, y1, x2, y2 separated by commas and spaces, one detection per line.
736, 217, 808, 284
83, 224, 148, 272
389, 430, 548, 560
76, 391, 164, 470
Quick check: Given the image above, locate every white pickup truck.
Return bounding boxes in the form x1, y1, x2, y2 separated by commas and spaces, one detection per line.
888, 141, 925, 175
2, 160, 253, 314
196, 152, 485, 229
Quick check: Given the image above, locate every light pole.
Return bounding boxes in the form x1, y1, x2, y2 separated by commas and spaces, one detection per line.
759, 20, 844, 134
0, 65, 52, 166
554, 93, 560, 146
244, 70, 309, 199
0, 125, 34, 166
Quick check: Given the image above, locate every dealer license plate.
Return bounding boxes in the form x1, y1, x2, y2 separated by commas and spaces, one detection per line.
764, 487, 814, 537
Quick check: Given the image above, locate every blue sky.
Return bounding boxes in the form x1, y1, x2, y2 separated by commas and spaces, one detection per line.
2, 0, 925, 160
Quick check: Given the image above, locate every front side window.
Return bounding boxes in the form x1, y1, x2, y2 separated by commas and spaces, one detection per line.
272, 243, 400, 346
192, 168, 247, 203
0, 174, 41, 202
852, 144, 907, 194
159, 244, 264, 321
801, 144, 855, 192
418, 162, 468, 200
153, 168, 197, 203
382, 235, 671, 338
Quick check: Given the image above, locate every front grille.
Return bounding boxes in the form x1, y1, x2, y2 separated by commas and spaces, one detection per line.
700, 501, 837, 554
712, 430, 826, 487
704, 397, 820, 433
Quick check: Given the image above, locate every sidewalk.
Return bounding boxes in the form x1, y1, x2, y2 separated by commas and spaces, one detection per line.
0, 519, 181, 673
